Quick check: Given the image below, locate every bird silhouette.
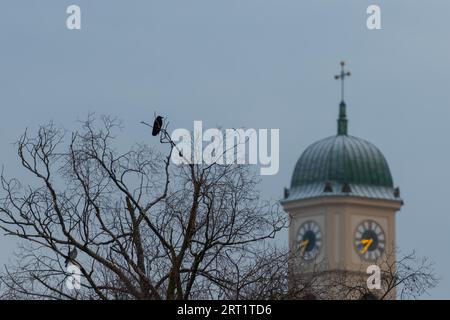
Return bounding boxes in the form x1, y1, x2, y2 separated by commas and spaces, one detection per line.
65, 247, 78, 267
152, 116, 163, 136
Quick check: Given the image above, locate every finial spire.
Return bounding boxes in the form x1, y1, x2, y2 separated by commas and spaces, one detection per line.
334, 61, 351, 103
334, 61, 351, 135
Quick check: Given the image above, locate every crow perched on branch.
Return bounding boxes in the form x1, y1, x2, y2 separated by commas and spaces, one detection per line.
152, 116, 163, 136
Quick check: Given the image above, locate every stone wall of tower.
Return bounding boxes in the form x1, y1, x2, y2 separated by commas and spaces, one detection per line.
283, 196, 402, 300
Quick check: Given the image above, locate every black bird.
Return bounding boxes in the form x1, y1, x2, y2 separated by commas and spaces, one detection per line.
152, 116, 163, 136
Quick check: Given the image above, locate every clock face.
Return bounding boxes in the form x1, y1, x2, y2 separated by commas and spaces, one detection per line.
296, 221, 322, 261
354, 220, 385, 261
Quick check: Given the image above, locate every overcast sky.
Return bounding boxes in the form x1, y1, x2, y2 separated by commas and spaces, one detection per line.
0, 0, 449, 299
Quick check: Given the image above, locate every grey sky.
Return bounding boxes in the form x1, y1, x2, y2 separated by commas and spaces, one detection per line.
0, 0, 449, 298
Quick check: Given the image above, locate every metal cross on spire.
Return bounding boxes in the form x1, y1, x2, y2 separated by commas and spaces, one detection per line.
334, 61, 351, 103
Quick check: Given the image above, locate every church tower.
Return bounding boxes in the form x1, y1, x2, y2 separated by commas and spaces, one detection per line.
281, 62, 403, 299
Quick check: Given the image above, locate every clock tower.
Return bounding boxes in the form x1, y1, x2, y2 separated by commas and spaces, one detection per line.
281, 62, 403, 299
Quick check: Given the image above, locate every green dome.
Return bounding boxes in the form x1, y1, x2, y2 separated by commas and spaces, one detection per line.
283, 133, 400, 203
282, 90, 400, 202
291, 135, 393, 189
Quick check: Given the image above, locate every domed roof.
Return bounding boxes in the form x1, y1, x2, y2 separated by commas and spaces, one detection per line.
283, 100, 401, 203
291, 135, 393, 189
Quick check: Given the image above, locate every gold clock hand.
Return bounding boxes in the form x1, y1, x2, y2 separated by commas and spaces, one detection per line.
360, 239, 373, 254
300, 239, 309, 255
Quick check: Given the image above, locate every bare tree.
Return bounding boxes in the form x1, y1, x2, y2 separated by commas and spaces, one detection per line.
0, 115, 286, 300
340, 250, 439, 300
212, 248, 438, 300
0, 115, 438, 300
